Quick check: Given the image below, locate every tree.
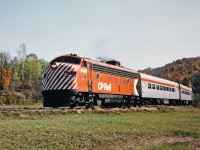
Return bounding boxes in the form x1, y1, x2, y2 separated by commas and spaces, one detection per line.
192, 72, 200, 94
11, 57, 21, 81
1, 66, 12, 90
17, 43, 27, 82
10, 56, 21, 91
39, 58, 49, 69
24, 56, 42, 87
26, 53, 38, 61
23, 54, 43, 99
0, 51, 11, 67
0, 51, 12, 89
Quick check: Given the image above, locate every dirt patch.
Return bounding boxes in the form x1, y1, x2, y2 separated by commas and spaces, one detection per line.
96, 136, 200, 150
130, 136, 198, 150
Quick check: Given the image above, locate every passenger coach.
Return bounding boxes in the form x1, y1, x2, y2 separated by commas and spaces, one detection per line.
139, 73, 192, 105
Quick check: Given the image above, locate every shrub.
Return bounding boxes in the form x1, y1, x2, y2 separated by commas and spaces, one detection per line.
192, 94, 200, 108
0, 96, 4, 105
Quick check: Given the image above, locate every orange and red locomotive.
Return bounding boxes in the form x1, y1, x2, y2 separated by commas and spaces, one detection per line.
42, 54, 139, 107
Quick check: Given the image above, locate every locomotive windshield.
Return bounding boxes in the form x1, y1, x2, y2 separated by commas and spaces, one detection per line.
50, 56, 81, 65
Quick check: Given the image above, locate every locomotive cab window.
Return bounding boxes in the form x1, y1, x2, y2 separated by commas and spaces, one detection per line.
82, 61, 87, 68
87, 63, 91, 69
51, 56, 81, 64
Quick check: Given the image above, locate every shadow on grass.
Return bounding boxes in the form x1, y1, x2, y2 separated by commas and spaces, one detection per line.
173, 130, 198, 138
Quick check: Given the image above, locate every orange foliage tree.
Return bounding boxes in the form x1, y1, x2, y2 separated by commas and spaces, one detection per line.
1, 66, 12, 90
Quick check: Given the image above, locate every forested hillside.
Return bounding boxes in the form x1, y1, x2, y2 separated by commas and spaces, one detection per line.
140, 57, 200, 94
0, 44, 49, 105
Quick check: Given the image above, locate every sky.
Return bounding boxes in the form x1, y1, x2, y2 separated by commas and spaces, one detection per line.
0, 0, 200, 70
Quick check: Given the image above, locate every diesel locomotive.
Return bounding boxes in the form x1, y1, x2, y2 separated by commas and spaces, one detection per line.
42, 54, 192, 108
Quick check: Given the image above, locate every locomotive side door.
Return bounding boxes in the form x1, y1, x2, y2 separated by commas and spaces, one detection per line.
87, 62, 92, 92
81, 60, 92, 92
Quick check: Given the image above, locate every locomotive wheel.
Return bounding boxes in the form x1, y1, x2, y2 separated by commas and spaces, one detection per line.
85, 99, 94, 109
120, 99, 127, 108
69, 96, 76, 109
127, 100, 133, 108
69, 104, 75, 109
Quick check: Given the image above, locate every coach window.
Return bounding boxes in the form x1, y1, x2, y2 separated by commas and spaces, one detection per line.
152, 84, 155, 89
156, 85, 159, 90
166, 87, 169, 91
148, 83, 151, 89
96, 73, 100, 79
172, 88, 175, 92
169, 88, 171, 92
164, 86, 166, 91
160, 86, 163, 90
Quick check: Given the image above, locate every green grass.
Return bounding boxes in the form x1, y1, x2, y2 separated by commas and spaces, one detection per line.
0, 108, 199, 149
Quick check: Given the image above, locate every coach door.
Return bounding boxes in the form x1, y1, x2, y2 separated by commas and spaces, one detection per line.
136, 74, 142, 97
178, 84, 181, 100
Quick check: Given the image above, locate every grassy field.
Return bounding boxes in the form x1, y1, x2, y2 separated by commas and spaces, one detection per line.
0, 107, 199, 150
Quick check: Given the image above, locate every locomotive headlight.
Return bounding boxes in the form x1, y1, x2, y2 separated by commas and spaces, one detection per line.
65, 71, 76, 76
51, 63, 57, 68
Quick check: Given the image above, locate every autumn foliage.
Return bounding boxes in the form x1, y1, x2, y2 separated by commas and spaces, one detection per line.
1, 66, 12, 90
140, 57, 200, 94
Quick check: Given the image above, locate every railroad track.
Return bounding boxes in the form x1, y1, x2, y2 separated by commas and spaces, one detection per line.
0, 106, 160, 115
0, 105, 186, 116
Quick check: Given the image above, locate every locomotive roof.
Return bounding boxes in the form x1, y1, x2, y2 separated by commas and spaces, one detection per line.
83, 57, 138, 74
51, 54, 138, 73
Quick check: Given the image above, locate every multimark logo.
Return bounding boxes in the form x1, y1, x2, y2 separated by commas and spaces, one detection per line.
98, 82, 112, 91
